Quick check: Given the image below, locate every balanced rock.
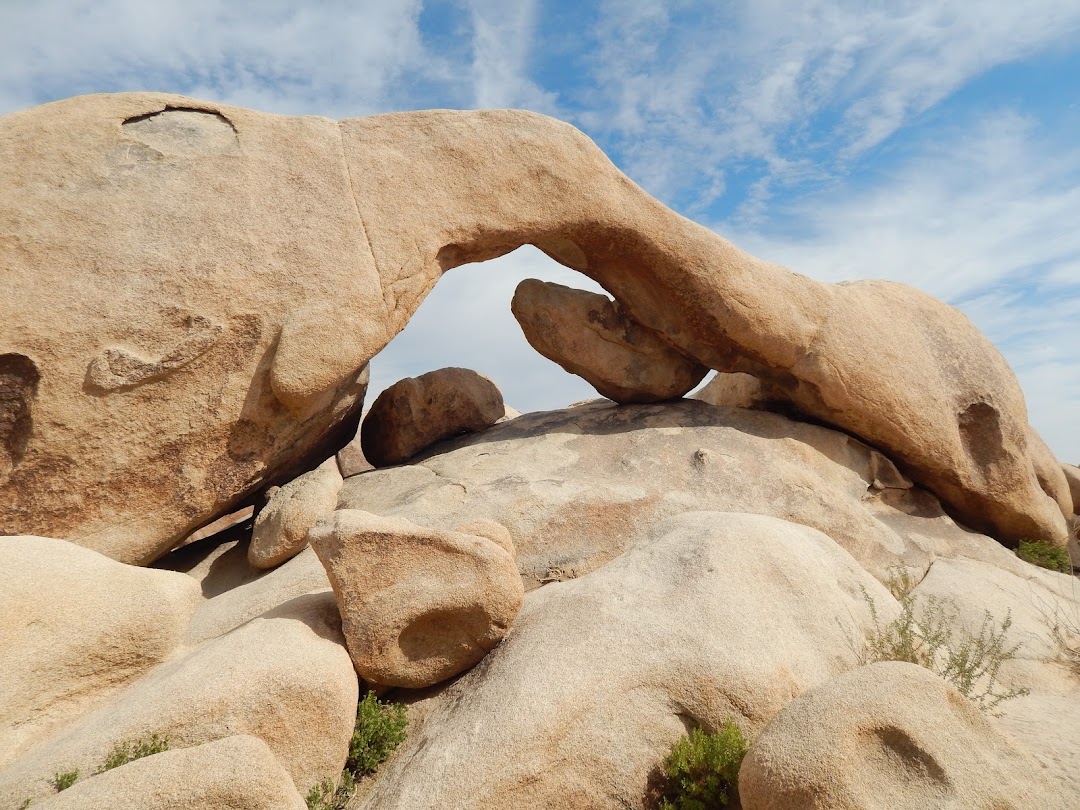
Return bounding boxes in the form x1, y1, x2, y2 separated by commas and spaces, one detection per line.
0, 536, 201, 764
309, 509, 523, 688
510, 279, 707, 403
739, 661, 1056, 810
360, 368, 504, 467
33, 735, 306, 810
248, 457, 343, 569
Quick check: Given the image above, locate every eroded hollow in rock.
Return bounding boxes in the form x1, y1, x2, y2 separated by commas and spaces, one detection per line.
0, 353, 40, 480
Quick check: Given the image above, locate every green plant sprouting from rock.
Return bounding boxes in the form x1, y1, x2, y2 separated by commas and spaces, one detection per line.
306, 691, 409, 810
1016, 540, 1071, 574
96, 733, 170, 774
52, 769, 79, 791
862, 587, 1029, 712
655, 721, 748, 810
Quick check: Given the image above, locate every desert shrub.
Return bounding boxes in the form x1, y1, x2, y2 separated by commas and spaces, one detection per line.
305, 773, 354, 810
53, 769, 79, 791
862, 589, 1029, 712
1016, 540, 1071, 574
96, 733, 169, 773
348, 692, 409, 777
306, 692, 408, 810
656, 722, 748, 810
17, 799, 31, 809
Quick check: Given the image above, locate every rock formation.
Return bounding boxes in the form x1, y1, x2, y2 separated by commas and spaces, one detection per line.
360, 367, 504, 467
510, 278, 708, 402
2, 91, 1078, 810
0, 91, 1067, 564
248, 457, 343, 569
738, 662, 1056, 809
309, 509, 523, 688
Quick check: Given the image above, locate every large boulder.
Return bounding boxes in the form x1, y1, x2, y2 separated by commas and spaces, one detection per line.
360, 368, 504, 467
0, 93, 376, 564
33, 735, 306, 810
248, 457, 343, 569
739, 661, 1057, 810
510, 278, 707, 402
309, 509, 523, 688
0, 537, 201, 765
355, 512, 895, 809
1, 92, 1063, 560
337, 401, 1023, 584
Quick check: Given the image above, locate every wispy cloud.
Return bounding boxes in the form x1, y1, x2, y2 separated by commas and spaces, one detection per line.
464, 0, 557, 112
0, 0, 440, 117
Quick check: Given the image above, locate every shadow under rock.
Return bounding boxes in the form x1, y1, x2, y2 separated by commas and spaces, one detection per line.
152, 518, 275, 599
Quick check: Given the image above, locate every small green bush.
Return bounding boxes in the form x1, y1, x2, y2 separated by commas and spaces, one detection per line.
1016, 540, 1071, 574
862, 589, 1029, 712
348, 692, 408, 777
656, 722, 748, 810
305, 692, 408, 810
305, 773, 354, 810
96, 733, 169, 774
53, 769, 79, 791
17, 798, 31, 809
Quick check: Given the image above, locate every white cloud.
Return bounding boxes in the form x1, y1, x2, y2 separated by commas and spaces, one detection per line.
583, 0, 1080, 206
0, 0, 440, 117
463, 0, 558, 112
719, 110, 1080, 460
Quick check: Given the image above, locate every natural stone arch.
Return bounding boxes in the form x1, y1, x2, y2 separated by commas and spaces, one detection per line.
0, 93, 1067, 564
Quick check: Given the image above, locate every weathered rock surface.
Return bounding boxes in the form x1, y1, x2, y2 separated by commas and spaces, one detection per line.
0, 537, 201, 765
1063, 463, 1080, 515
739, 661, 1057, 810
34, 735, 306, 810
360, 368, 504, 467
1, 92, 1063, 560
248, 457, 343, 569
0, 93, 375, 564
0, 590, 356, 804
1028, 427, 1073, 520
356, 512, 895, 809
510, 278, 707, 402
338, 401, 1020, 585
310, 509, 523, 688
692, 371, 789, 412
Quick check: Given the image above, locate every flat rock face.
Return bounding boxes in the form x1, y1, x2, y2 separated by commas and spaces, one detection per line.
310, 510, 523, 688
360, 368, 504, 467
356, 512, 895, 809
739, 662, 1057, 810
510, 278, 707, 403
339, 401, 1019, 584
33, 735, 306, 810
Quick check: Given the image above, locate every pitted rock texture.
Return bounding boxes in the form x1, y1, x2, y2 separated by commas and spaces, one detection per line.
510, 278, 707, 402
360, 368, 504, 467
310, 509, 523, 688
739, 662, 1056, 810
0, 91, 1065, 563
248, 457, 343, 569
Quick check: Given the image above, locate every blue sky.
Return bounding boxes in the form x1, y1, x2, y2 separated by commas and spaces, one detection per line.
2, 0, 1078, 460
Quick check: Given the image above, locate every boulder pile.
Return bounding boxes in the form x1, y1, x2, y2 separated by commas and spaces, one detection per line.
2, 92, 1079, 809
